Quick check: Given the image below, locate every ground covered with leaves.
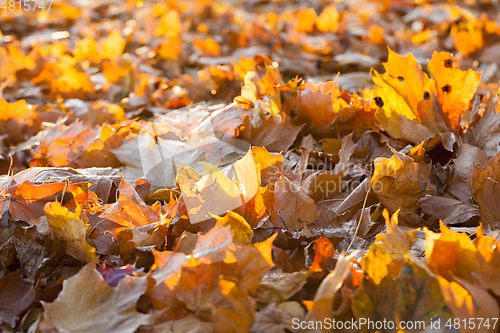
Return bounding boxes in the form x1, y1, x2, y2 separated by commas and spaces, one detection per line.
2, 0, 500, 332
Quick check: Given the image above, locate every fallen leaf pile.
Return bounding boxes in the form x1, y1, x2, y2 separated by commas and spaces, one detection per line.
2, 0, 500, 332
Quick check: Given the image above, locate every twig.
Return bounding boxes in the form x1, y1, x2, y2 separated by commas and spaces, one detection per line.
346, 188, 372, 252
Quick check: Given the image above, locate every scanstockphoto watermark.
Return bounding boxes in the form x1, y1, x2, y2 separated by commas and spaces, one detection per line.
292, 317, 499, 331
291, 318, 426, 331
137, 102, 396, 222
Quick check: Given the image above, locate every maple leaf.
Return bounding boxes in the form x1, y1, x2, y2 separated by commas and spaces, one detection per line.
427, 51, 482, 130
256, 271, 308, 304
0, 271, 36, 328
302, 252, 358, 330
419, 195, 480, 226
438, 276, 499, 333
177, 149, 261, 223
213, 211, 253, 245
298, 80, 340, 128
0, 179, 66, 222
239, 116, 304, 152
371, 48, 481, 141
353, 257, 452, 332
30, 119, 97, 167
6, 0, 500, 329
96, 178, 160, 232
179, 163, 244, 223
471, 151, 500, 226
267, 174, 319, 230
100, 30, 126, 59
362, 210, 417, 284
317, 5, 340, 33
41, 261, 151, 333
370, 146, 436, 225
471, 95, 500, 158
251, 302, 305, 333
424, 222, 478, 282
472, 227, 500, 296
44, 201, 97, 262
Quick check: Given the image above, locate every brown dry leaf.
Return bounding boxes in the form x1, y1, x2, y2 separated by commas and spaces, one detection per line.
228, 234, 277, 295
213, 279, 256, 333
472, 95, 500, 158
256, 271, 308, 304
418, 195, 480, 226
251, 302, 305, 333
239, 116, 304, 152
150, 314, 212, 333
41, 261, 151, 333
471, 151, 500, 226
453, 143, 488, 179
424, 222, 478, 282
174, 263, 219, 313
0, 271, 36, 328
0, 180, 65, 222
269, 175, 319, 230
307, 171, 343, 202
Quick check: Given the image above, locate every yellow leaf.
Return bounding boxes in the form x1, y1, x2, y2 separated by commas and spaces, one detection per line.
362, 209, 417, 284
44, 202, 96, 262
295, 8, 317, 33
473, 226, 500, 296
424, 222, 478, 282
438, 276, 499, 332
427, 51, 481, 130
234, 149, 260, 202
214, 211, 253, 245
316, 5, 339, 33
101, 30, 126, 58
370, 150, 435, 225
